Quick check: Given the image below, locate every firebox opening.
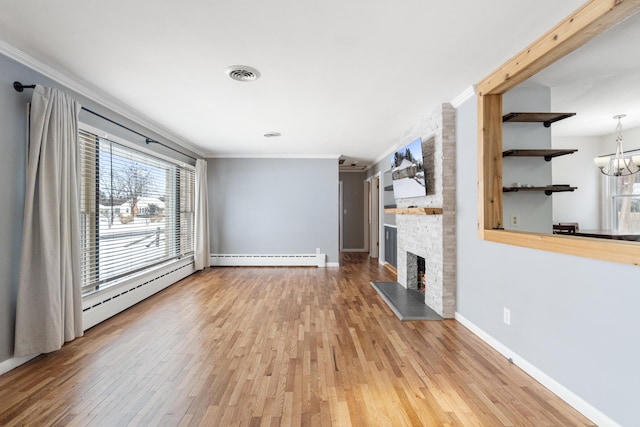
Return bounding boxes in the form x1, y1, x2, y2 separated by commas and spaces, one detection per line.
417, 256, 426, 295
406, 251, 427, 303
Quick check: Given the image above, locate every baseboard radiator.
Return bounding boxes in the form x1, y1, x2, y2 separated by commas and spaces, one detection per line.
210, 253, 326, 267
82, 259, 196, 330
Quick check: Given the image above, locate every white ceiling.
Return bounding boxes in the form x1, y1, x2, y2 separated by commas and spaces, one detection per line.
530, 10, 640, 138
0, 0, 591, 165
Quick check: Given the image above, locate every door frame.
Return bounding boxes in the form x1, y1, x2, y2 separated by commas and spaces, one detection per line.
367, 172, 382, 258
339, 180, 344, 252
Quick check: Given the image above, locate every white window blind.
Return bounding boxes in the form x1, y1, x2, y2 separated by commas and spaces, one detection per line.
79, 129, 195, 295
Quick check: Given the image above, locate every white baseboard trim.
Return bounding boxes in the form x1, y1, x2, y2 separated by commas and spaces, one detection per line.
326, 262, 340, 267
341, 248, 368, 253
0, 354, 38, 376
210, 253, 327, 267
454, 312, 619, 427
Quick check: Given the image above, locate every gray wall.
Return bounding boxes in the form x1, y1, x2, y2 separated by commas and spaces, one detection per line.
0, 56, 28, 364
456, 95, 640, 426
339, 172, 365, 250
0, 52, 198, 365
502, 85, 553, 233
366, 155, 389, 179
208, 158, 339, 263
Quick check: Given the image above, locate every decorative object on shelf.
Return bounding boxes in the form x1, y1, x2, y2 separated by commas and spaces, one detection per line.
553, 223, 579, 235
594, 115, 640, 176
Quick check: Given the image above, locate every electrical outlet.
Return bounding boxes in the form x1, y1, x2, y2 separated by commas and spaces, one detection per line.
511, 215, 519, 227
503, 308, 511, 325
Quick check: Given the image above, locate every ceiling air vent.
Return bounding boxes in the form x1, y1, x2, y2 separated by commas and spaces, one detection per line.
225, 65, 261, 82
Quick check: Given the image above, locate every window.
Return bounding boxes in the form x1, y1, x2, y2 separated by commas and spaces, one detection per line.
607, 170, 640, 231
79, 128, 195, 295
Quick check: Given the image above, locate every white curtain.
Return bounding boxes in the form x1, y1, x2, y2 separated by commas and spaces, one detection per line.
194, 158, 210, 270
14, 85, 83, 357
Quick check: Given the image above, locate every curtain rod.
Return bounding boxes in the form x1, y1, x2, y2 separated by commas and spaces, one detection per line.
13, 81, 197, 161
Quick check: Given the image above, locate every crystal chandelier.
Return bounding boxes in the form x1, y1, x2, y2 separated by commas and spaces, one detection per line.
594, 114, 640, 176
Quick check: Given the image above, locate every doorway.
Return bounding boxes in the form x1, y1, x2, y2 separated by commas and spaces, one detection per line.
369, 174, 380, 258
339, 180, 343, 251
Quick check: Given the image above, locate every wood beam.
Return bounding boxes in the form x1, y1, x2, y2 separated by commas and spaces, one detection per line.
484, 229, 640, 266
477, 0, 640, 265
478, 0, 640, 97
478, 94, 503, 233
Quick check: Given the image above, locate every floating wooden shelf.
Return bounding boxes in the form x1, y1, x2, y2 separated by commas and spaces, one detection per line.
502, 149, 577, 161
384, 207, 443, 215
502, 112, 576, 127
503, 185, 577, 196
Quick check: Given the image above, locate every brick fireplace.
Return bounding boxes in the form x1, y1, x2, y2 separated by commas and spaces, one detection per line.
394, 103, 456, 318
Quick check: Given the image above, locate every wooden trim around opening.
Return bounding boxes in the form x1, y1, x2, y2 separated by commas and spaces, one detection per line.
477, 0, 640, 97
484, 229, 640, 266
477, 0, 640, 265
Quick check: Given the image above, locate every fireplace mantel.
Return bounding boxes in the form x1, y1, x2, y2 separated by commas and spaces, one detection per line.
384, 207, 443, 215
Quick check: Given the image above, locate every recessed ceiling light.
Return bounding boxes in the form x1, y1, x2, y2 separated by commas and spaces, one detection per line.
225, 65, 261, 82
263, 132, 281, 138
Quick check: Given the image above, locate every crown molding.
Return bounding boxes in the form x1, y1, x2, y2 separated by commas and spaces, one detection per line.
450, 85, 477, 108
370, 88, 478, 169
339, 169, 368, 173
372, 143, 402, 169
0, 39, 206, 158
207, 153, 341, 159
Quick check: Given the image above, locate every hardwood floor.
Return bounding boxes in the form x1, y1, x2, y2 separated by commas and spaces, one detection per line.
0, 253, 594, 426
